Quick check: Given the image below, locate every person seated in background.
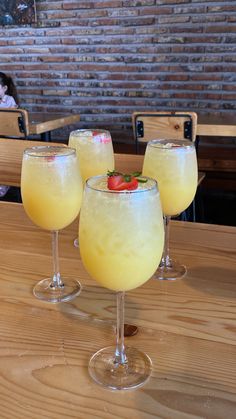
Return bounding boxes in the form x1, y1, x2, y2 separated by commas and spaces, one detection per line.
0, 72, 19, 198
0, 71, 18, 108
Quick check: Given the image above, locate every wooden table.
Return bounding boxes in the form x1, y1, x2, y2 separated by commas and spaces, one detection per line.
0, 139, 140, 187
29, 113, 80, 141
0, 138, 66, 187
0, 201, 236, 418
197, 114, 236, 137
196, 115, 236, 177
0, 139, 205, 190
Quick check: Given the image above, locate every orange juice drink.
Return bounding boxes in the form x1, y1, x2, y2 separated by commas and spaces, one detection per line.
69, 129, 114, 183
21, 147, 83, 231
79, 176, 164, 291
142, 140, 198, 216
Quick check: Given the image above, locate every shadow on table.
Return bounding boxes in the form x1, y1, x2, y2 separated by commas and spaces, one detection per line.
58, 284, 141, 335
0, 186, 22, 203
183, 265, 236, 299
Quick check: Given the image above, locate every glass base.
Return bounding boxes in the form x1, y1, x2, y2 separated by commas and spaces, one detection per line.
33, 277, 82, 303
74, 238, 79, 248
89, 346, 152, 390
153, 259, 186, 281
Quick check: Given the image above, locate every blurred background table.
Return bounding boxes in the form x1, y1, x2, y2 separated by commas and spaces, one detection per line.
0, 201, 235, 418
29, 113, 80, 141
197, 114, 236, 137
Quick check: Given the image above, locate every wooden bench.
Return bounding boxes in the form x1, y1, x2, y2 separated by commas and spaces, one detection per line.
0, 138, 65, 187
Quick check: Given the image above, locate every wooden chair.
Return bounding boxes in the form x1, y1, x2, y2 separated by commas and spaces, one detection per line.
132, 111, 198, 153
0, 138, 66, 189
0, 108, 29, 139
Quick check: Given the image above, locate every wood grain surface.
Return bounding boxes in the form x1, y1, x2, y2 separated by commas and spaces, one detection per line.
0, 138, 66, 186
0, 202, 235, 418
29, 113, 80, 135
0, 144, 205, 189
197, 114, 236, 137
0, 108, 29, 139
131, 113, 236, 140
132, 112, 198, 143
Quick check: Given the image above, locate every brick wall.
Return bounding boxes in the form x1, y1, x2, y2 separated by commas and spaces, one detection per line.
0, 0, 236, 142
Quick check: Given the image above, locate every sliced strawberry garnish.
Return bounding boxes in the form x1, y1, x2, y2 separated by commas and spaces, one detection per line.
124, 177, 138, 190
107, 171, 139, 191
92, 130, 100, 136
107, 174, 124, 190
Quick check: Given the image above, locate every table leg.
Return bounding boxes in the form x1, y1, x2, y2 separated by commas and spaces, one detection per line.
41, 131, 51, 142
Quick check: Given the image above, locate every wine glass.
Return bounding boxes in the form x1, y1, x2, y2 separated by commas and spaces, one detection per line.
142, 139, 198, 280
79, 175, 164, 390
69, 129, 114, 184
21, 146, 83, 303
69, 129, 115, 247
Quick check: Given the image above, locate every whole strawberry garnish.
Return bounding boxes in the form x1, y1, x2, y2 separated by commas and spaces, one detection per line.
107, 171, 140, 191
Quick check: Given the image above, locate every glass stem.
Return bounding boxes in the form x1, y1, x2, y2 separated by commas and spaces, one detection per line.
115, 292, 127, 365
161, 215, 171, 268
51, 230, 64, 288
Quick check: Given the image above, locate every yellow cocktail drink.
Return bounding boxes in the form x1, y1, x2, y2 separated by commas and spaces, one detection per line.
142, 139, 198, 281
21, 146, 83, 303
79, 176, 164, 291
142, 140, 198, 216
21, 147, 83, 231
69, 129, 114, 183
80, 174, 164, 390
